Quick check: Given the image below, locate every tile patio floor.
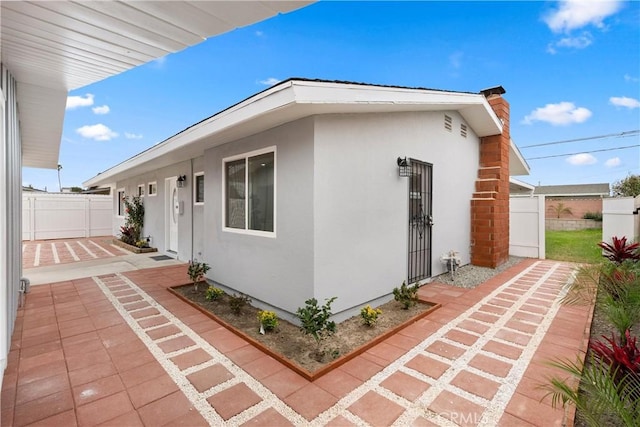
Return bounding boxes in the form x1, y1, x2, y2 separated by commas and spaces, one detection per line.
22, 237, 129, 268
1, 258, 593, 426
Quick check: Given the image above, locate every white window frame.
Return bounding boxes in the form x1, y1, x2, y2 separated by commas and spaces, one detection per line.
116, 188, 126, 217
194, 172, 204, 206
148, 181, 157, 197
137, 184, 145, 197
222, 146, 276, 238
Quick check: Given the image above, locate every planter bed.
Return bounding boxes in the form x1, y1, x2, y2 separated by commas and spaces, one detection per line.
112, 238, 158, 254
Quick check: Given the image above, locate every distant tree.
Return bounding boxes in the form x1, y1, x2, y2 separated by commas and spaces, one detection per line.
70, 186, 83, 193
550, 202, 573, 218
612, 174, 640, 197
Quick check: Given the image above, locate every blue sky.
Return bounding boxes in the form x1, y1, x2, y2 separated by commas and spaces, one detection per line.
23, 0, 640, 191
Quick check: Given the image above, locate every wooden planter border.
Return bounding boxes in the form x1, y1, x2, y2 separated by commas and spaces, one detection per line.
168, 285, 441, 381
112, 238, 158, 254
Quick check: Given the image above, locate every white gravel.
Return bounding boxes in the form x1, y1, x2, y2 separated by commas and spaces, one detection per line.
432, 256, 524, 289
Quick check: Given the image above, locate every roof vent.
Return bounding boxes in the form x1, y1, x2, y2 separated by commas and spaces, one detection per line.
460, 123, 468, 138
444, 114, 452, 131
480, 86, 506, 98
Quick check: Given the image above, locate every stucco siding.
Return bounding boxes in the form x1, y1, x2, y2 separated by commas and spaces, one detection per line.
313, 112, 479, 315
204, 118, 315, 316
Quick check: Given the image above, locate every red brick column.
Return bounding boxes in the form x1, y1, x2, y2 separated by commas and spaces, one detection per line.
471, 95, 510, 268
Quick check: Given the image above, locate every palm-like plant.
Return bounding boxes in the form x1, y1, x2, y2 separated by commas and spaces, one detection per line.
550, 202, 573, 218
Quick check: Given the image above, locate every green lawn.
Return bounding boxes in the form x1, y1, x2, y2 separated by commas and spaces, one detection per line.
545, 228, 603, 264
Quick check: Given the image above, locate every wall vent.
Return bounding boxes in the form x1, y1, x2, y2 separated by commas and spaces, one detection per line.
444, 114, 452, 131
460, 123, 468, 138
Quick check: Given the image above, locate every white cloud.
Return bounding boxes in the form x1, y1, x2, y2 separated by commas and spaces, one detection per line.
259, 77, 281, 86
66, 94, 94, 110
556, 33, 593, 49
609, 96, 640, 109
522, 102, 592, 126
544, 0, 623, 33
255, 30, 264, 37
76, 124, 118, 141
566, 153, 597, 165
605, 157, 621, 167
124, 132, 143, 140
624, 74, 639, 83
92, 105, 110, 115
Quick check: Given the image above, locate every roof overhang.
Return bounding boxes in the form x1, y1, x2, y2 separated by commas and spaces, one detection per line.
509, 139, 530, 176
509, 177, 535, 195
1, 1, 313, 169
84, 79, 505, 187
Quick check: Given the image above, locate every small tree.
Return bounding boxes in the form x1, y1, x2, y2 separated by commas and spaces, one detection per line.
187, 260, 210, 292
612, 175, 640, 197
296, 297, 337, 353
550, 202, 573, 218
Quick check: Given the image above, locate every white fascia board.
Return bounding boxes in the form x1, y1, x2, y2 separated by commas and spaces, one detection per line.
84, 80, 504, 186
509, 139, 530, 176
509, 177, 535, 191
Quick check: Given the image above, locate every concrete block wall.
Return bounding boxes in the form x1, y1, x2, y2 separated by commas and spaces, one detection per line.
546, 218, 602, 231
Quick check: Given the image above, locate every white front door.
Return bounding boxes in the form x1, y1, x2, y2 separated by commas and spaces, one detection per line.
165, 177, 179, 254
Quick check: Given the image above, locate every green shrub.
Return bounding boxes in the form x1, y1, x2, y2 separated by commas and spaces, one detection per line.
204, 286, 224, 301
360, 305, 382, 327
257, 310, 279, 331
393, 281, 419, 309
296, 297, 337, 349
229, 293, 251, 315
583, 211, 603, 221
187, 259, 211, 292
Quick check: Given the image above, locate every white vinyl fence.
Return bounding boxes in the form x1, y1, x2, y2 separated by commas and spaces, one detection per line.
509, 195, 545, 259
22, 193, 112, 241
602, 196, 640, 244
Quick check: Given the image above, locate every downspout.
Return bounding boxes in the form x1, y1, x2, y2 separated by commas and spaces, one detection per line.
190, 158, 194, 262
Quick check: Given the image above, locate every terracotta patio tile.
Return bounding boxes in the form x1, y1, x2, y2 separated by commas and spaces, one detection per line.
105, 339, 146, 359
90, 312, 124, 330
482, 340, 523, 360
457, 319, 490, 335
284, 383, 338, 420
66, 348, 112, 372
206, 383, 262, 420
348, 390, 405, 426
76, 390, 135, 426
137, 315, 169, 329
157, 335, 196, 354
187, 318, 223, 334
146, 324, 181, 340
428, 390, 484, 427
504, 392, 565, 426
20, 330, 61, 348
314, 368, 362, 399
505, 319, 538, 334
444, 329, 479, 346
25, 409, 77, 427
12, 388, 74, 427
363, 341, 407, 365
170, 348, 213, 370
225, 344, 263, 367
18, 339, 62, 359
487, 298, 514, 308
520, 304, 548, 315
111, 348, 155, 373
260, 368, 309, 399
451, 370, 501, 400
406, 354, 450, 380
17, 359, 68, 386
200, 328, 248, 353
129, 307, 160, 319
384, 332, 422, 351
15, 372, 70, 406
425, 340, 466, 360
123, 301, 150, 311
18, 348, 65, 373
162, 409, 208, 426
95, 410, 143, 427
497, 411, 536, 426
470, 311, 500, 324
72, 374, 125, 407
495, 329, 531, 347
411, 416, 440, 426
478, 304, 507, 315
399, 319, 441, 339
241, 408, 294, 427
127, 374, 180, 409
325, 415, 357, 427
380, 370, 430, 401
242, 355, 287, 380
186, 364, 234, 393
512, 311, 544, 324
469, 354, 513, 378
339, 355, 384, 381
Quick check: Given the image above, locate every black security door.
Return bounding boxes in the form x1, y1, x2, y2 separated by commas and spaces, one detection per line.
407, 159, 433, 283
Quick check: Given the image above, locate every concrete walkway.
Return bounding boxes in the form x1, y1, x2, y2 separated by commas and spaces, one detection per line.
2, 258, 593, 426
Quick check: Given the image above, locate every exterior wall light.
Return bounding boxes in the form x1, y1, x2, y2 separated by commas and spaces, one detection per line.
397, 157, 411, 177
177, 175, 187, 188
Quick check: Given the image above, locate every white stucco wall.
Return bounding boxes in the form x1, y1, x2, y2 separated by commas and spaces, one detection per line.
313, 111, 480, 316
204, 118, 315, 317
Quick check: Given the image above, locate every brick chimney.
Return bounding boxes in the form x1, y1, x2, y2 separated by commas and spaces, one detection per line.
470, 86, 510, 268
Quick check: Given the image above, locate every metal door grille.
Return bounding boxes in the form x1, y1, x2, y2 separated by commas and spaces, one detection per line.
407, 159, 433, 283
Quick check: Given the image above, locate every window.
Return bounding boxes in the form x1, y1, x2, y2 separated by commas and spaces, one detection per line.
137, 184, 145, 197
117, 189, 125, 217
224, 148, 275, 234
194, 172, 204, 205
148, 181, 157, 196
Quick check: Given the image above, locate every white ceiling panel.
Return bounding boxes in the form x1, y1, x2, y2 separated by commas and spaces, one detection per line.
1, 1, 313, 168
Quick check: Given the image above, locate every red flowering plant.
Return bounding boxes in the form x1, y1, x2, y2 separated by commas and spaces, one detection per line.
119, 195, 144, 246
598, 236, 640, 264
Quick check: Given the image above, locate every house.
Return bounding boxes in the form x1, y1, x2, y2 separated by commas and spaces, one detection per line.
84, 79, 530, 321
536, 183, 610, 219
0, 0, 312, 384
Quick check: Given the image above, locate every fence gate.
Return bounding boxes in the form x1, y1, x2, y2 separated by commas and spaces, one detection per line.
407, 159, 433, 283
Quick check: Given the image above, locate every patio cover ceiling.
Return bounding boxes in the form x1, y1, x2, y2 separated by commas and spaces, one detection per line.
0, 1, 312, 169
